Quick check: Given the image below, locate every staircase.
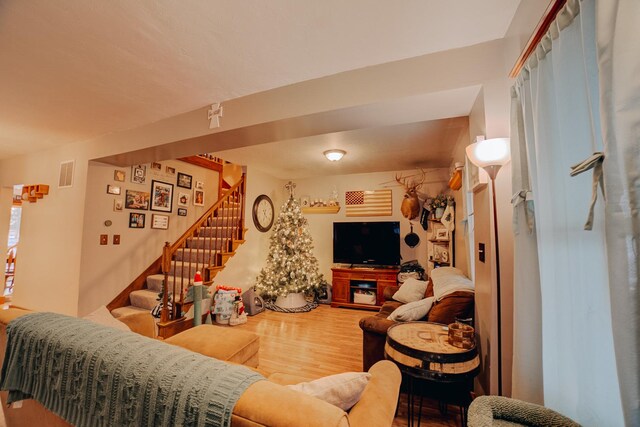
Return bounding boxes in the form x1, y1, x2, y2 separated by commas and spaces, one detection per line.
109, 174, 246, 335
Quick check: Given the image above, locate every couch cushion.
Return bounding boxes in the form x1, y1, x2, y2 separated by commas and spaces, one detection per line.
287, 372, 372, 411
83, 305, 131, 332
426, 291, 474, 324
392, 278, 428, 303
430, 267, 474, 300
378, 300, 402, 317
387, 297, 435, 322
165, 324, 259, 367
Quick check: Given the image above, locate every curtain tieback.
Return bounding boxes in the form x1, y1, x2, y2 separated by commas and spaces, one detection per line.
511, 190, 535, 234
570, 152, 605, 230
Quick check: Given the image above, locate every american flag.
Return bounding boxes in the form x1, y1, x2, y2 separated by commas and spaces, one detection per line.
345, 189, 392, 217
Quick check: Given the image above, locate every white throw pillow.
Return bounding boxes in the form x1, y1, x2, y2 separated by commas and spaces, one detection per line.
430, 267, 474, 300
83, 306, 131, 332
287, 372, 372, 411
392, 278, 428, 303
387, 297, 435, 322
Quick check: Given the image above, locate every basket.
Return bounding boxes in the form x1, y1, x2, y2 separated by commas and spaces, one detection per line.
448, 322, 475, 349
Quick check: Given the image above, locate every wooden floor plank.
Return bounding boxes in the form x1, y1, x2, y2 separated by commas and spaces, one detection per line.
226, 304, 462, 426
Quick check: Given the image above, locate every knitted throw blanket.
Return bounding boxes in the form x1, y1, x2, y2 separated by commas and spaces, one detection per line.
0, 312, 264, 427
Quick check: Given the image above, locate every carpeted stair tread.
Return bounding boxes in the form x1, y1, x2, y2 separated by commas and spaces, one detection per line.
130, 289, 161, 310
197, 226, 236, 238
170, 261, 205, 279
186, 237, 229, 250
111, 305, 149, 318
173, 248, 216, 264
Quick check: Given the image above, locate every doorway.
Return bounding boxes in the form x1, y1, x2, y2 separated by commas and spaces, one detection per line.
5, 185, 23, 296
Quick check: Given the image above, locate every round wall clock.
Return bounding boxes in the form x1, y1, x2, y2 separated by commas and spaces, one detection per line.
252, 194, 274, 232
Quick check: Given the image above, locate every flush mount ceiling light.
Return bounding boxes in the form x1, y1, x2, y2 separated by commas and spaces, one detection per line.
323, 149, 346, 161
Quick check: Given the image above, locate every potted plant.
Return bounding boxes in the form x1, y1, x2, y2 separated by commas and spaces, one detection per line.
429, 194, 452, 219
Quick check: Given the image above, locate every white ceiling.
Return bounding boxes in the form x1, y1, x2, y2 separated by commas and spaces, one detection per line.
0, 1, 521, 160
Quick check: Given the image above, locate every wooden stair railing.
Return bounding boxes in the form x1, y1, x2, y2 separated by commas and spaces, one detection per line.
160, 174, 246, 323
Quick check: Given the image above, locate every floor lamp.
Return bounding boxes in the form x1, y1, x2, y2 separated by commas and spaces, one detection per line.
465, 137, 511, 396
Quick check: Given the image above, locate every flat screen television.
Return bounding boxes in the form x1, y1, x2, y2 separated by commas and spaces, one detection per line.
333, 221, 401, 267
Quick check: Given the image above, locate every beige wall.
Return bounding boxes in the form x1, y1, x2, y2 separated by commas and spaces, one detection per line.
77, 159, 219, 315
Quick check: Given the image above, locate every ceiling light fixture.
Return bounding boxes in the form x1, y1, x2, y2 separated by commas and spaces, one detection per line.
324, 149, 346, 162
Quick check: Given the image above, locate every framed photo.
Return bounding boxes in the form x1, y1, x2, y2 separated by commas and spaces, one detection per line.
150, 180, 173, 212
193, 189, 205, 206
435, 228, 449, 241
177, 208, 187, 216
131, 165, 146, 184
300, 196, 310, 208
178, 192, 189, 206
151, 214, 170, 230
125, 189, 150, 210
129, 213, 145, 228
114, 169, 125, 182
195, 180, 204, 190
107, 184, 121, 195
166, 166, 176, 176
151, 162, 162, 171
177, 172, 192, 189
114, 199, 123, 212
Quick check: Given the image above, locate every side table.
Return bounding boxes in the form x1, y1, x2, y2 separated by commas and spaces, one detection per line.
384, 321, 480, 427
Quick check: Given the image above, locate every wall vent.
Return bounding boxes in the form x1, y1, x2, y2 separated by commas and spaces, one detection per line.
58, 160, 75, 188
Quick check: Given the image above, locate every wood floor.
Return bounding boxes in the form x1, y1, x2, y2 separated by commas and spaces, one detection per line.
231, 305, 461, 427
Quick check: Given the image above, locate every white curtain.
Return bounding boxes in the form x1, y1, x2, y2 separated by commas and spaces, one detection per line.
596, 1, 640, 425
512, 0, 624, 425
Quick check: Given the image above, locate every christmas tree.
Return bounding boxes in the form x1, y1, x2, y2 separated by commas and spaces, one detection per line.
255, 182, 325, 300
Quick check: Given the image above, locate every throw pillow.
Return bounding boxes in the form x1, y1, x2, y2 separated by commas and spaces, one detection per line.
392, 278, 428, 303
83, 306, 131, 332
430, 267, 474, 300
287, 372, 372, 411
387, 297, 435, 322
427, 291, 475, 324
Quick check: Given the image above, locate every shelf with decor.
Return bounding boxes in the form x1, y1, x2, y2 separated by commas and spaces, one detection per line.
426, 204, 455, 276
302, 206, 340, 214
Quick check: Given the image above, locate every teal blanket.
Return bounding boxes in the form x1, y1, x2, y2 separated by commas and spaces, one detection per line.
0, 312, 264, 427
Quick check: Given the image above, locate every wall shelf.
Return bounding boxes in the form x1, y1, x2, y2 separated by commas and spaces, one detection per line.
302, 206, 340, 214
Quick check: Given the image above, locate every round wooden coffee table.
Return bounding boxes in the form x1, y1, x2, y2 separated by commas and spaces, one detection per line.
384, 322, 480, 427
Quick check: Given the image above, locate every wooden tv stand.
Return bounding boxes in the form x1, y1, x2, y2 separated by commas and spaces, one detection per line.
331, 266, 399, 310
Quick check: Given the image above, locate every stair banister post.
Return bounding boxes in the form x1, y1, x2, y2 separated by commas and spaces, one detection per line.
240, 174, 247, 240
161, 242, 171, 323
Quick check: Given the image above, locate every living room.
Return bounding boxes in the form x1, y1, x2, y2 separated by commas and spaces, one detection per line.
0, 1, 637, 426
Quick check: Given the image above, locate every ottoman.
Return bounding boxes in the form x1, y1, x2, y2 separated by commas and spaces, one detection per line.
165, 325, 260, 367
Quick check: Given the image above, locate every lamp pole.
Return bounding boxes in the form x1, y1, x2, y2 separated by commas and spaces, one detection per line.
485, 165, 503, 396
465, 137, 510, 397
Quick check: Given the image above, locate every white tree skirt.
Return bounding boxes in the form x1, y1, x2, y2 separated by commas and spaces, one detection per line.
274, 292, 307, 309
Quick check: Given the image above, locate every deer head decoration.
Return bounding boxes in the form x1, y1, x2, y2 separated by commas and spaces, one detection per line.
396, 171, 425, 220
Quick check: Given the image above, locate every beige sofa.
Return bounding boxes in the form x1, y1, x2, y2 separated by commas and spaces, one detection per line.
0, 308, 401, 427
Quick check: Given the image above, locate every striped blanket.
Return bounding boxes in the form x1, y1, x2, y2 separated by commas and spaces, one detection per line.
0, 312, 263, 427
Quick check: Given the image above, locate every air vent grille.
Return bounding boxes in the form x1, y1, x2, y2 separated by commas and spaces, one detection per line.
59, 160, 74, 188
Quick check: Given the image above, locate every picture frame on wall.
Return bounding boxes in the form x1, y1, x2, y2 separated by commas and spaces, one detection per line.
106, 185, 121, 195
114, 170, 125, 182
195, 180, 204, 190
129, 213, 145, 228
177, 172, 192, 189
151, 214, 170, 230
150, 180, 173, 212
166, 166, 176, 176
151, 162, 162, 171
193, 189, 205, 206
178, 192, 189, 206
131, 165, 146, 184
125, 189, 150, 210
114, 199, 123, 212
435, 228, 449, 241
177, 208, 187, 216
